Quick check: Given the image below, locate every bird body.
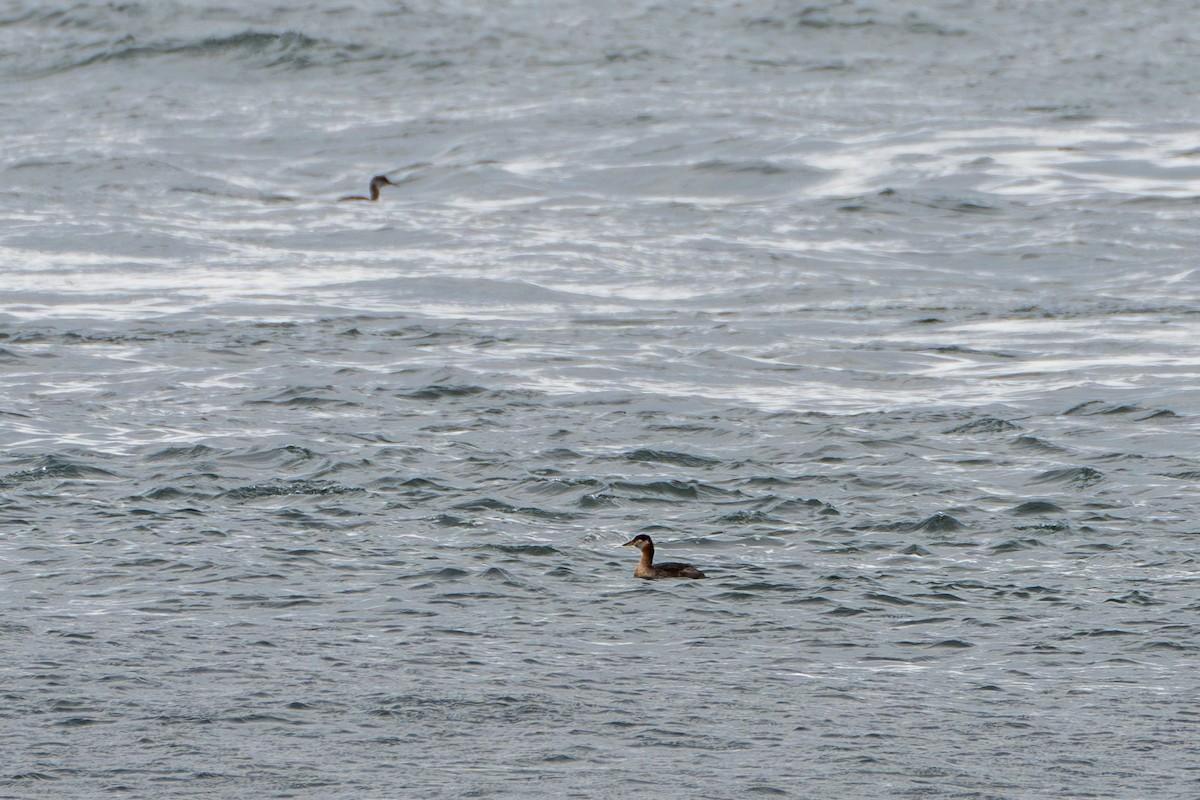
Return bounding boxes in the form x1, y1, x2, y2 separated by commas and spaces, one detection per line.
622, 534, 705, 580
339, 174, 395, 202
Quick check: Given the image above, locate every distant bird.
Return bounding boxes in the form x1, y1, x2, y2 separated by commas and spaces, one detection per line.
339, 174, 395, 202
622, 534, 706, 580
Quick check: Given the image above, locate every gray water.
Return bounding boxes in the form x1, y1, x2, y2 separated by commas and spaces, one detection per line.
2, 1, 1200, 798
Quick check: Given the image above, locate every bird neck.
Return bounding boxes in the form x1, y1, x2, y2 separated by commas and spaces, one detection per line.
639, 544, 654, 568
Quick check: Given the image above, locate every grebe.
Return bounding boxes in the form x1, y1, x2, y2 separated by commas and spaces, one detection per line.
622, 534, 706, 580
339, 174, 395, 202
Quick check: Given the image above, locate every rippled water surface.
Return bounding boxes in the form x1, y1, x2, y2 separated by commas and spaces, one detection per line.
3, 2, 1200, 798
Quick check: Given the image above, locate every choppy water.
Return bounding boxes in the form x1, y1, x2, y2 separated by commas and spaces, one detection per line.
3, 2, 1200, 798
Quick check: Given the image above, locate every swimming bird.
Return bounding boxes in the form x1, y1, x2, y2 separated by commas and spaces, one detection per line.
622, 534, 706, 580
339, 174, 395, 202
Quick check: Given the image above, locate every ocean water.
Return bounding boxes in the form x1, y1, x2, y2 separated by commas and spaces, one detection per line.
2, 1, 1199, 798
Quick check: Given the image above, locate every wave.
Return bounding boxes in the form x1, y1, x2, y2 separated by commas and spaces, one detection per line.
0, 454, 116, 487
1030, 466, 1106, 489
222, 480, 363, 500
17, 30, 375, 77
623, 448, 721, 468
